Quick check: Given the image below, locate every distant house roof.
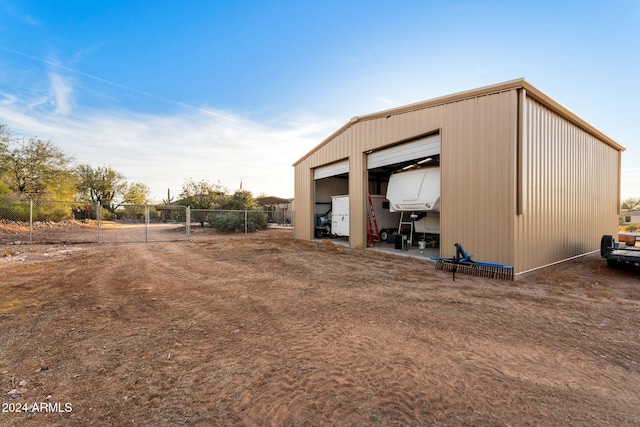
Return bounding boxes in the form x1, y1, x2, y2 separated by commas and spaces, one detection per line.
155, 204, 184, 210
256, 196, 291, 205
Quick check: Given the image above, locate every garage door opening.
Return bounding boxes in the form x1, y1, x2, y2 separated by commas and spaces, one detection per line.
313, 160, 349, 243
366, 133, 441, 258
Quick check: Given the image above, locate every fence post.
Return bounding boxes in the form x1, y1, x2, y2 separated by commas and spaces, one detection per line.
186, 206, 191, 240
145, 205, 150, 243
29, 199, 33, 243
245, 210, 248, 235
96, 203, 102, 243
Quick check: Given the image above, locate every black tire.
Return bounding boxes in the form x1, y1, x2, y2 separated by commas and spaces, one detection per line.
380, 230, 388, 242
600, 235, 614, 258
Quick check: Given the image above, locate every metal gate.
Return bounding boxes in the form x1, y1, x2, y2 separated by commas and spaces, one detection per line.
96, 204, 190, 243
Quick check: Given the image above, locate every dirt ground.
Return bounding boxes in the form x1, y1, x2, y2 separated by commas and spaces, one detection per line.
1, 226, 640, 426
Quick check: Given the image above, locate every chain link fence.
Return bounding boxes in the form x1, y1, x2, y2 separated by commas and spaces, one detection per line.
264, 209, 293, 226
0, 197, 96, 244
0, 196, 293, 245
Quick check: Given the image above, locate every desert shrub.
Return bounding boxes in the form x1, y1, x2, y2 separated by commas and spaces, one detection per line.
248, 211, 268, 230
0, 182, 11, 196
0, 198, 75, 222
209, 210, 268, 233
1, 200, 30, 221
101, 209, 116, 221
33, 207, 72, 222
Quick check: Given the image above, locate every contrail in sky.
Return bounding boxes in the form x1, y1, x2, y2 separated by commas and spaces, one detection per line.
0, 46, 238, 122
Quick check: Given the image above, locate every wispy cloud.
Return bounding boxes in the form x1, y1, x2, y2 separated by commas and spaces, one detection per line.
373, 97, 400, 108
2, 3, 40, 27
0, 96, 338, 201
19, 14, 39, 26
0, 48, 341, 200
49, 72, 74, 115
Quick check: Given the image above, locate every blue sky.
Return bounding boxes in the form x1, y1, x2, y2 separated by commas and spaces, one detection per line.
1, 0, 638, 202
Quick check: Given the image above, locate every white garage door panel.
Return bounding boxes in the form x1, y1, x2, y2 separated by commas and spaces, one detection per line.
367, 134, 440, 169
313, 159, 349, 180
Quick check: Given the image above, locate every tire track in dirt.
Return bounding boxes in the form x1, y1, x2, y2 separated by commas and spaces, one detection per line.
132, 240, 441, 424
236, 321, 437, 424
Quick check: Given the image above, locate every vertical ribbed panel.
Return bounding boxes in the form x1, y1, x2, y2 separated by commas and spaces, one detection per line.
439, 91, 517, 266
293, 160, 313, 241
514, 97, 619, 273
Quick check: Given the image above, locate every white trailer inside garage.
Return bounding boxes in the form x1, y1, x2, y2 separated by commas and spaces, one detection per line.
331, 194, 400, 240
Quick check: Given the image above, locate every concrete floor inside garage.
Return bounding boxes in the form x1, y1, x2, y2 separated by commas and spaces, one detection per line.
369, 240, 439, 262
317, 235, 440, 263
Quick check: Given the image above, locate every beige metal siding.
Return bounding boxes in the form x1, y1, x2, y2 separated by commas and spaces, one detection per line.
514, 97, 619, 273
293, 160, 314, 241
439, 90, 518, 266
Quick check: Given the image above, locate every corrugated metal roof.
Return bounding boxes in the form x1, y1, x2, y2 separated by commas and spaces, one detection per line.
293, 78, 624, 166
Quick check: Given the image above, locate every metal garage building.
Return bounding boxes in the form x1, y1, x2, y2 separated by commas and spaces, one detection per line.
293, 79, 624, 276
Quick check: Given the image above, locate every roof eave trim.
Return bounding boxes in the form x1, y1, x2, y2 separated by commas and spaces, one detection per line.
519, 81, 625, 152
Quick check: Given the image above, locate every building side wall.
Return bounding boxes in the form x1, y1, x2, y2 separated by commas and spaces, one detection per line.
514, 97, 620, 274
439, 90, 518, 266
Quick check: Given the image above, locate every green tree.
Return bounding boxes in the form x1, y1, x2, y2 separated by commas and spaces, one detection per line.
76, 164, 127, 212
115, 182, 152, 221
210, 189, 268, 232
179, 179, 227, 226
0, 136, 76, 200
222, 189, 257, 210
122, 182, 151, 205
178, 179, 227, 209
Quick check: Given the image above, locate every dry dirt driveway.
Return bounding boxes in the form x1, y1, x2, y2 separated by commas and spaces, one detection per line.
1, 229, 640, 426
